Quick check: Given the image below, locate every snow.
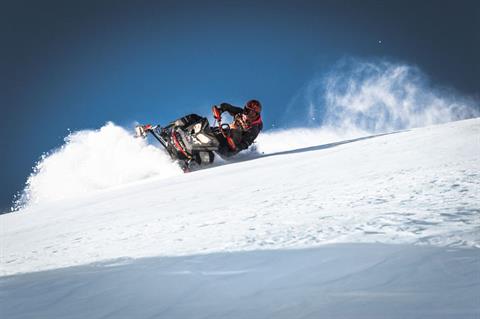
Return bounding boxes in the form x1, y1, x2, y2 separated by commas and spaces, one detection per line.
1, 244, 478, 319
3, 118, 479, 276
284, 59, 479, 129
1, 118, 479, 318
12, 122, 179, 206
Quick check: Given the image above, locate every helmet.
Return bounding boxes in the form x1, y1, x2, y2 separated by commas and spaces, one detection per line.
244, 99, 262, 114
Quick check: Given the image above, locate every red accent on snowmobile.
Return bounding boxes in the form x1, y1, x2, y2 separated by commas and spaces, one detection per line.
226, 136, 236, 151
171, 130, 190, 159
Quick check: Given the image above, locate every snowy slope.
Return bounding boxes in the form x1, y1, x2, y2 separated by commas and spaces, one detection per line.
2, 244, 478, 319
1, 118, 479, 319
2, 118, 479, 276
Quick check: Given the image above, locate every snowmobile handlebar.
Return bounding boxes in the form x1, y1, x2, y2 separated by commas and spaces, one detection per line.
220, 123, 231, 135
213, 113, 237, 151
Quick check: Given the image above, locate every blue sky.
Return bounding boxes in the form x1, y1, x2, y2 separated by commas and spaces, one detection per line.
1, 0, 479, 211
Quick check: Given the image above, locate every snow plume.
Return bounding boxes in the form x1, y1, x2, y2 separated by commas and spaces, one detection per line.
13, 123, 180, 210
264, 58, 479, 154
283, 58, 479, 131
320, 58, 479, 132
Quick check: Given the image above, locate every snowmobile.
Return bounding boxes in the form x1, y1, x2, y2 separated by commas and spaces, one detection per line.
135, 113, 234, 172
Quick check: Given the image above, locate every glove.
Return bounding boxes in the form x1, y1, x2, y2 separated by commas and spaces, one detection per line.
212, 105, 222, 121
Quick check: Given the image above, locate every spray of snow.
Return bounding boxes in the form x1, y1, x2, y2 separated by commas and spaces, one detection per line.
13, 122, 180, 210
321, 58, 479, 132
261, 58, 478, 154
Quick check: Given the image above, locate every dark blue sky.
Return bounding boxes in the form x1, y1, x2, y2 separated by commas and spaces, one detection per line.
1, 0, 479, 211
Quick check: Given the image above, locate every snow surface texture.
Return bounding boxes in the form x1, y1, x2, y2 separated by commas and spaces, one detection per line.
2, 119, 479, 276
2, 244, 478, 319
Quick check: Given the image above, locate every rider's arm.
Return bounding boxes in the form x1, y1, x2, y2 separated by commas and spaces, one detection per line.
220, 103, 244, 116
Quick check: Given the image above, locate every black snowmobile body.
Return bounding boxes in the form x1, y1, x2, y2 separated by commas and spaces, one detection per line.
136, 114, 220, 172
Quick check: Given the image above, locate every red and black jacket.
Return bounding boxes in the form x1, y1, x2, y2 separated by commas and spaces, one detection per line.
219, 103, 263, 153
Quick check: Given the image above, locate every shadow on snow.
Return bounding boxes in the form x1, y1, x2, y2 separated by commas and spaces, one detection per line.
218, 130, 405, 167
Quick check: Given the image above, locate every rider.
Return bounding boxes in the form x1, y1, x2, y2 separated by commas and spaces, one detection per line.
212, 99, 263, 157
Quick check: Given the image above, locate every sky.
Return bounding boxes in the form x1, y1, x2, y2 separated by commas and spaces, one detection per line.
1, 0, 479, 212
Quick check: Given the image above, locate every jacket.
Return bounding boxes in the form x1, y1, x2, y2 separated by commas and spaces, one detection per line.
219, 103, 263, 152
